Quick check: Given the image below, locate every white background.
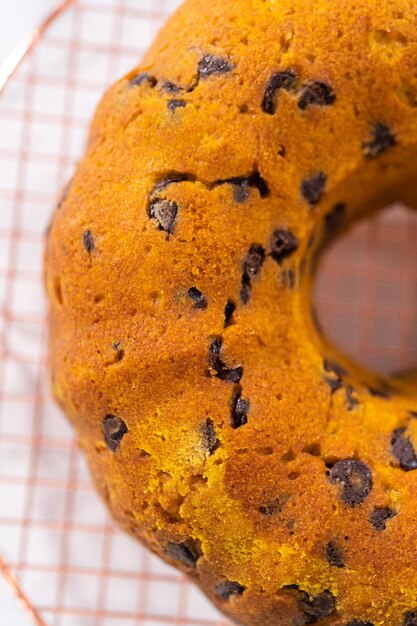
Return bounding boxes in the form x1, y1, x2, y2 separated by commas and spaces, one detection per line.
0, 1, 58, 63
0, 3, 58, 623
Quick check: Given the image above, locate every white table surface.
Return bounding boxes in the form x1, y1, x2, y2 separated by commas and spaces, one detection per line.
0, 577, 32, 626
0, 2, 57, 623
0, 0, 58, 64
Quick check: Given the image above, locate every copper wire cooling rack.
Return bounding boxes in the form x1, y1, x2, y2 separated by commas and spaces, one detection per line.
2, 1, 417, 624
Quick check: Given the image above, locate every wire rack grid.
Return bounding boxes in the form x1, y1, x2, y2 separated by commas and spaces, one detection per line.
1, 1, 417, 625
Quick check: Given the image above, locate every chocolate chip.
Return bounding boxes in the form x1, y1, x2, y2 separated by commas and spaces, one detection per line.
243, 244, 265, 279
188, 287, 208, 310
148, 199, 178, 234
161, 81, 182, 93
329, 459, 372, 506
325, 377, 344, 392
270, 229, 299, 264
240, 244, 265, 304
216, 581, 246, 600
284, 584, 336, 619
301, 172, 327, 206
262, 70, 297, 115
391, 427, 417, 471
370, 507, 396, 531
259, 494, 290, 516
103, 414, 128, 452
403, 611, 417, 626
326, 540, 344, 568
168, 99, 186, 111
299, 590, 336, 623
323, 360, 344, 392
259, 501, 281, 516
240, 278, 251, 305
231, 387, 249, 429
113, 342, 124, 361
325, 203, 346, 233
202, 418, 219, 455
346, 621, 374, 626
368, 386, 391, 398
298, 81, 336, 110
208, 336, 243, 383
129, 72, 157, 87
232, 180, 250, 203
198, 54, 233, 79
224, 299, 236, 327
82, 230, 94, 254
324, 359, 347, 378
226, 171, 270, 200
166, 540, 200, 567
363, 123, 396, 159
209, 336, 223, 367
346, 385, 359, 410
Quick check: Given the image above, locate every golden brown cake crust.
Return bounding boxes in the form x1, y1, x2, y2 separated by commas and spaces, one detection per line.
45, 1, 417, 624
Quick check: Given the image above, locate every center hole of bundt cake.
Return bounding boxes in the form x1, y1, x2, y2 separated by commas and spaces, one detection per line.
314, 203, 417, 378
